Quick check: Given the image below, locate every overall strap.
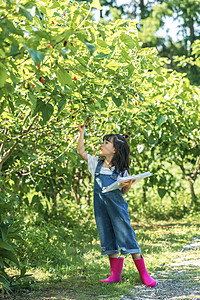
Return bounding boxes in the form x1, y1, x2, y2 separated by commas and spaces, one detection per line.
94, 160, 120, 179
111, 167, 119, 179
94, 160, 104, 177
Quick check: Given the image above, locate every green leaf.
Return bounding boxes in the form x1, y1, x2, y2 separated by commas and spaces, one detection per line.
84, 40, 96, 55
148, 136, 157, 145
0, 257, 3, 267
32, 99, 44, 117
157, 115, 168, 127
0, 249, 20, 268
9, 68, 17, 85
31, 195, 39, 205
158, 188, 167, 199
0, 223, 9, 241
127, 64, 135, 77
34, 30, 51, 40
29, 49, 45, 66
6, 233, 24, 243
10, 43, 19, 56
0, 240, 13, 251
56, 69, 73, 86
0, 89, 4, 101
23, 44, 45, 66
64, 29, 74, 40
112, 95, 122, 107
29, 93, 37, 113
32, 99, 53, 123
0, 275, 10, 291
120, 33, 135, 48
97, 38, 108, 48
75, 56, 87, 67
18, 4, 35, 21
156, 76, 165, 83
8, 98, 15, 114
114, 19, 128, 28
42, 103, 54, 124
0, 64, 8, 88
91, 0, 102, 10
20, 266, 26, 277
106, 61, 121, 71
57, 98, 66, 114
121, 49, 131, 60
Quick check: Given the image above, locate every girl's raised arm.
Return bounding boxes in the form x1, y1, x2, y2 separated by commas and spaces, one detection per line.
77, 123, 88, 162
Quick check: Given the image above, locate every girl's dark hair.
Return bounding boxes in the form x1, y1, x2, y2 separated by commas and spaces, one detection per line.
102, 134, 130, 176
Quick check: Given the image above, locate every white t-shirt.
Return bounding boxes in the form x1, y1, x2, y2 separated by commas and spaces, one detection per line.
87, 154, 129, 179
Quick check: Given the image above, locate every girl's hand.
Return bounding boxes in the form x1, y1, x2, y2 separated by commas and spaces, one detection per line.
78, 122, 85, 134
118, 179, 136, 188
119, 179, 136, 195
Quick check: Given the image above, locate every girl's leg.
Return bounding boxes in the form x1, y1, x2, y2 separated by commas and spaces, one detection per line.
105, 196, 156, 286
107, 196, 142, 255
131, 253, 157, 287
132, 253, 141, 259
109, 254, 118, 258
100, 256, 124, 283
94, 194, 119, 256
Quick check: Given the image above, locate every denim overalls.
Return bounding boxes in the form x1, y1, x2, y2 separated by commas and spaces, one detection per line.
94, 160, 141, 256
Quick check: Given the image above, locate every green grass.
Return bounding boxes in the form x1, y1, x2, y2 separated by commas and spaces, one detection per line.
4, 212, 200, 300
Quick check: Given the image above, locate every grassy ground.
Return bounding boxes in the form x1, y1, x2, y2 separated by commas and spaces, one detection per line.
3, 212, 200, 300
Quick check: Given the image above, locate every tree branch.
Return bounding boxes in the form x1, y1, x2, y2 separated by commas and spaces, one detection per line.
175, 159, 194, 183
0, 129, 9, 156
0, 141, 18, 167
193, 155, 200, 180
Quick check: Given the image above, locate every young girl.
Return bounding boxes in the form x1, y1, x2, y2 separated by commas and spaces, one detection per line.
77, 123, 156, 287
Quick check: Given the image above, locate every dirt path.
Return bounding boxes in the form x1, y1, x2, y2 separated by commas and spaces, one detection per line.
3, 228, 200, 300
119, 239, 200, 300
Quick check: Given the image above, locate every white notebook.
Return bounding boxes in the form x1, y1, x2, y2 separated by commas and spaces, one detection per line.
102, 172, 153, 193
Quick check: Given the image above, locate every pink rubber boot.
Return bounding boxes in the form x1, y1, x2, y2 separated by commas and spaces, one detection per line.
133, 257, 156, 287
100, 257, 124, 283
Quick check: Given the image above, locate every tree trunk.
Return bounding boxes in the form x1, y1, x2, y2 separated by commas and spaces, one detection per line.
189, 181, 197, 204
142, 184, 147, 204
71, 184, 78, 203
52, 191, 57, 210
87, 172, 92, 206
189, 17, 195, 50
140, 0, 145, 19
176, 161, 198, 205
76, 180, 80, 204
